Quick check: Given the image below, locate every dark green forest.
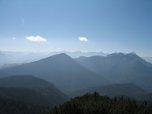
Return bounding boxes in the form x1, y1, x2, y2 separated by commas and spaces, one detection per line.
0, 97, 49, 114
49, 92, 152, 114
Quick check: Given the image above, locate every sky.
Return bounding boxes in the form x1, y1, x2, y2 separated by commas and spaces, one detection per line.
0, 0, 152, 56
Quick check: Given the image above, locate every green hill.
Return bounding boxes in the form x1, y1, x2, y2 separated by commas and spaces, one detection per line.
0, 97, 49, 114
0, 75, 68, 107
49, 92, 152, 114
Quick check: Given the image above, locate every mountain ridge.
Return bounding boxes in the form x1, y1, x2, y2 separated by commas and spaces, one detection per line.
76, 53, 152, 91
0, 53, 108, 93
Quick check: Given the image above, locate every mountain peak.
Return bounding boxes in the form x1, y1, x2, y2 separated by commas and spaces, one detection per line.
106, 52, 144, 61
46, 53, 71, 59
37, 53, 73, 63
53, 53, 70, 57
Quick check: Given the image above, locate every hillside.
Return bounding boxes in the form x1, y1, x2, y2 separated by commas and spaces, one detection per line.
0, 75, 68, 107
0, 53, 108, 93
0, 75, 54, 88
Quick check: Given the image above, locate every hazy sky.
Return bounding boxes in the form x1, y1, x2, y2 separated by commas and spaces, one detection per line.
0, 0, 151, 56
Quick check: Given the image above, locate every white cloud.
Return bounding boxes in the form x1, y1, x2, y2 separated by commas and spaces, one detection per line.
26, 35, 47, 42
78, 36, 88, 42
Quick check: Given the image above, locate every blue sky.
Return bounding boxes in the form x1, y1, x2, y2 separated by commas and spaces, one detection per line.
0, 0, 151, 56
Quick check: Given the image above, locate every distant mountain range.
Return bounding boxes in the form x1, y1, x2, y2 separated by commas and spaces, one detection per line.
0, 52, 152, 99
0, 51, 150, 68
0, 51, 50, 68
76, 53, 152, 91
0, 53, 108, 93
0, 75, 68, 107
57, 51, 106, 58
0, 51, 106, 68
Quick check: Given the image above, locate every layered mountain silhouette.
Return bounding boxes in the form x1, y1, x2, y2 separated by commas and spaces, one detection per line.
76, 53, 152, 91
0, 53, 108, 93
0, 51, 106, 68
0, 51, 50, 67
0, 75, 68, 107
1, 52, 152, 95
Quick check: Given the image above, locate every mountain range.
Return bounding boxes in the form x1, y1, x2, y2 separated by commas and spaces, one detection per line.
0, 51, 106, 68
76, 53, 152, 91
0, 52, 152, 99
0, 53, 108, 93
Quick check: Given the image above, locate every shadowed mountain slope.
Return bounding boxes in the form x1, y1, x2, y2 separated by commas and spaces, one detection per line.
0, 53, 108, 93
0, 75, 68, 107
76, 53, 152, 91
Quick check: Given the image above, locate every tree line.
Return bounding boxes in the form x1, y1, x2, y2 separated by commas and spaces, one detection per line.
49, 92, 152, 114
